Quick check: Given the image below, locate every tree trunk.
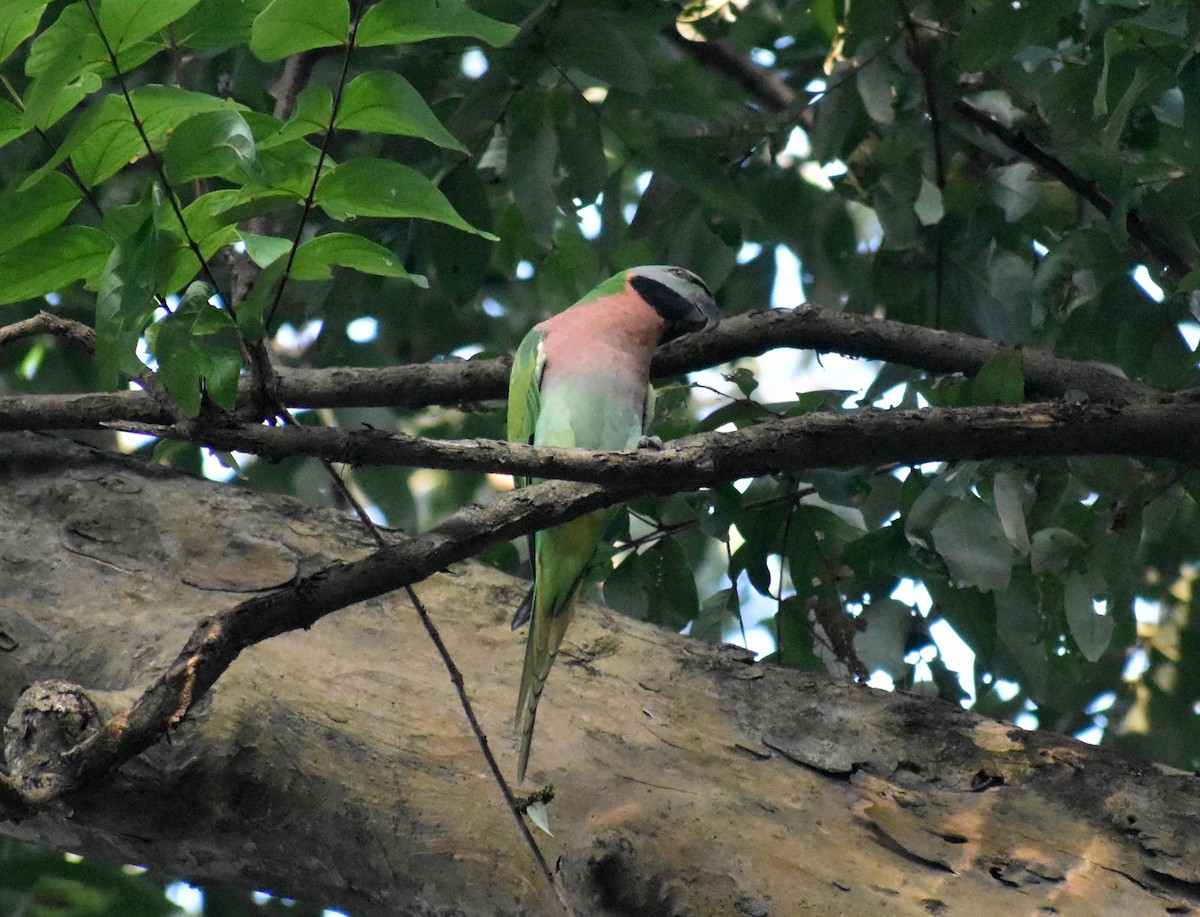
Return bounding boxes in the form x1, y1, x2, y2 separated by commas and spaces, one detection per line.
0, 431, 1196, 916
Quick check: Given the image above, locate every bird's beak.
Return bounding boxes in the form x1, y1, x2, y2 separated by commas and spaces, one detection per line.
659, 292, 721, 342
695, 292, 721, 332
674, 293, 720, 336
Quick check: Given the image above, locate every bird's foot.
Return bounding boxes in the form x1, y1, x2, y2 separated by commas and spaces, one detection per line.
637, 434, 664, 450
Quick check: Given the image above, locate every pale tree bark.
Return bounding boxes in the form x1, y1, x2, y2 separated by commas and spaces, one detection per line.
1, 431, 1198, 916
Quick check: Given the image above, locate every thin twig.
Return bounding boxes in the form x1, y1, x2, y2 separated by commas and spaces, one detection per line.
897, 1, 945, 187
263, 2, 363, 332
896, 0, 947, 326
403, 583, 567, 908
664, 27, 795, 113
311, 445, 563, 900
81, 0, 231, 314
0, 312, 96, 353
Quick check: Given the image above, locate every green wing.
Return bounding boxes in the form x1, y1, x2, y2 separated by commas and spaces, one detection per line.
508, 328, 546, 633
507, 328, 546, 489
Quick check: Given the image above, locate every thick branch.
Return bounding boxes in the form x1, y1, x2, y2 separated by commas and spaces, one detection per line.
113, 399, 1200, 488
52, 395, 1192, 792
0, 307, 1163, 432
3, 432, 1199, 915
33, 471, 626, 802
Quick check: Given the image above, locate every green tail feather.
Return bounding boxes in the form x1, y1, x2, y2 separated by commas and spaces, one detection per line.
515, 585, 580, 782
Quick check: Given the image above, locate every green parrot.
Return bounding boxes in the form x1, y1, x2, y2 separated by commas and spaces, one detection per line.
508, 264, 720, 781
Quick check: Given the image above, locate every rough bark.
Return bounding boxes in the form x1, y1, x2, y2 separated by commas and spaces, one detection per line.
0, 305, 1162, 432
111, 400, 1200, 487
1, 432, 1198, 916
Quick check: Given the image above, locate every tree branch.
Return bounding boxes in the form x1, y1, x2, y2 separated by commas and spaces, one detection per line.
21, 471, 627, 804
7, 431, 1195, 914
108, 399, 1200, 488
19, 392, 1200, 804
0, 306, 1164, 432
0, 311, 96, 353
664, 27, 796, 114
953, 99, 1193, 278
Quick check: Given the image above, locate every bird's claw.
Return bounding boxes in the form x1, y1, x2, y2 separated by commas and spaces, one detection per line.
638, 435, 664, 450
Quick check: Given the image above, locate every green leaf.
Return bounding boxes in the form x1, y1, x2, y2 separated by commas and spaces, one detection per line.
507, 92, 559, 244
173, 0, 271, 47
913, 178, 943, 226
23, 86, 244, 189
258, 85, 331, 149
970, 251, 1034, 343
931, 497, 1013, 592
729, 495, 789, 597
1063, 572, 1113, 663
787, 504, 864, 602
97, 0, 202, 53
164, 109, 262, 183
856, 53, 894, 125
248, 138, 328, 198
23, 2, 163, 129
1030, 527, 1086, 577
992, 470, 1030, 556
774, 594, 824, 670
0, 173, 81, 255
1176, 266, 1200, 294
971, 348, 1024, 405
24, 2, 104, 77
1150, 86, 1183, 127
95, 188, 173, 388
692, 587, 740, 642
419, 165, 494, 301
723, 367, 759, 397
0, 1, 48, 63
250, 0, 348, 60
291, 232, 428, 284
235, 257, 285, 341
988, 163, 1042, 223
604, 538, 700, 629
357, 0, 518, 48
315, 159, 496, 238
549, 9, 651, 93
855, 599, 916, 679
237, 232, 293, 268
0, 225, 112, 306
336, 71, 465, 151
22, 4, 108, 130
994, 575, 1049, 702
639, 139, 760, 223
0, 100, 24, 149
148, 282, 241, 415
525, 803, 553, 836
209, 188, 303, 228
159, 221, 238, 298
552, 90, 607, 204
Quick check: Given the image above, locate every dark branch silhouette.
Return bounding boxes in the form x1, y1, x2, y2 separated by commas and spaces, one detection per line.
0, 305, 1163, 433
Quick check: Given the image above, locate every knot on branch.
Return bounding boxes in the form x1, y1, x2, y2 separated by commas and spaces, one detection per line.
4, 680, 101, 798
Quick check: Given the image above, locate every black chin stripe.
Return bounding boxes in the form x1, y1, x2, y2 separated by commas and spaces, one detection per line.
630, 275, 695, 323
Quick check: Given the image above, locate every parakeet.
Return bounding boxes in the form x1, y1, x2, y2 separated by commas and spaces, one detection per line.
507, 264, 720, 781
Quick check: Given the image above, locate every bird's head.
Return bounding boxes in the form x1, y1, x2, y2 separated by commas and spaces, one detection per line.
627, 265, 721, 342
